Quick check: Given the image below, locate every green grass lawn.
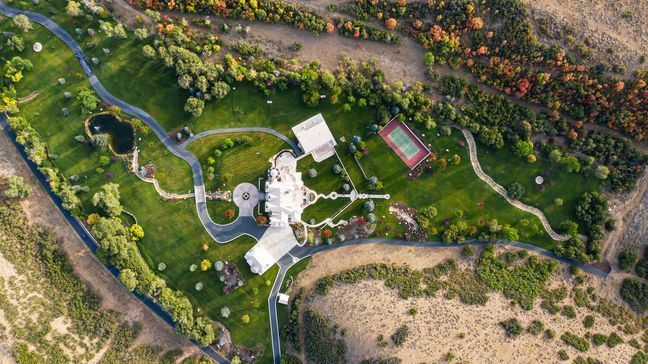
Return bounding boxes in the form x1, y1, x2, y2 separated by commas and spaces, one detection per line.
187, 132, 288, 223
477, 145, 601, 231
2, 18, 276, 360
298, 155, 352, 223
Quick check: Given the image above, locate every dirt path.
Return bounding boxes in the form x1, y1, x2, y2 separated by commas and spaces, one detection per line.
0, 128, 199, 358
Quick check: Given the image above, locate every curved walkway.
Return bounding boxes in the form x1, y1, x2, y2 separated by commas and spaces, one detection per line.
181, 127, 301, 155
0, 2, 268, 244
460, 128, 571, 241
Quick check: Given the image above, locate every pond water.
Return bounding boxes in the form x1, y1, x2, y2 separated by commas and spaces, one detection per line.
87, 113, 135, 154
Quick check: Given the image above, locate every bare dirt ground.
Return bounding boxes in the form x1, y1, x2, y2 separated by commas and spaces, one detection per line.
523, 0, 647, 77
292, 244, 639, 363
602, 173, 648, 268
0, 128, 199, 360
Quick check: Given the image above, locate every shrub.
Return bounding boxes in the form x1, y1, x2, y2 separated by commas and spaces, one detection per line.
561, 332, 590, 352
544, 328, 556, 340
241, 314, 250, 324
583, 315, 595, 328
4, 175, 32, 199
558, 350, 569, 361
590, 333, 607, 346
527, 320, 544, 335
391, 325, 409, 346
620, 278, 648, 313
500, 318, 523, 338
461, 245, 474, 257
560, 305, 577, 319
606, 332, 624, 348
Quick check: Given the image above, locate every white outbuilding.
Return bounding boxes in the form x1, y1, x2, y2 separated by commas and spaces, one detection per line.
278, 293, 290, 305
292, 113, 337, 162
32, 42, 42, 52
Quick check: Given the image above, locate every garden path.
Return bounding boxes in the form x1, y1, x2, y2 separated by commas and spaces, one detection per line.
461, 128, 571, 242
129, 148, 231, 201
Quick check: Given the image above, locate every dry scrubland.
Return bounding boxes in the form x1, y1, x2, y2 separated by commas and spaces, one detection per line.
523, 0, 647, 76
290, 244, 644, 363
0, 131, 199, 362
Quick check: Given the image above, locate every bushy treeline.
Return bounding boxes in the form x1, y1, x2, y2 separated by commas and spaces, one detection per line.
315, 260, 458, 300
282, 288, 304, 350
302, 308, 347, 364
91, 208, 217, 346
476, 245, 557, 310
134, 0, 329, 33
0, 195, 116, 357
336, 18, 400, 44
8, 116, 82, 211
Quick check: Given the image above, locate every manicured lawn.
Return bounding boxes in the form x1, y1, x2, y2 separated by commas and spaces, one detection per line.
298, 155, 352, 223
3, 18, 276, 360
187, 132, 289, 222
477, 145, 601, 231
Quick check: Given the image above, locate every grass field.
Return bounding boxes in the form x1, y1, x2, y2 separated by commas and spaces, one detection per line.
298, 155, 354, 223
477, 146, 601, 232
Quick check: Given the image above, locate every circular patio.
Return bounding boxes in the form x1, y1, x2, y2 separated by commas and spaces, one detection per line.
233, 183, 259, 217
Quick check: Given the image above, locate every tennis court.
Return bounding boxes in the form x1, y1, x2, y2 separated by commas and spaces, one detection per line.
386, 127, 421, 159
379, 119, 431, 169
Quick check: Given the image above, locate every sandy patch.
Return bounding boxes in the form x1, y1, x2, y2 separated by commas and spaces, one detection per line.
308, 277, 636, 363
0, 253, 17, 279
292, 243, 641, 363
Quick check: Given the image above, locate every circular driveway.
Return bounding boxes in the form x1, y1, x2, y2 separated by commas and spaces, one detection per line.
233, 183, 259, 216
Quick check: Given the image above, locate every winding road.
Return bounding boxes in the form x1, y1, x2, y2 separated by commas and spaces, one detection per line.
0, 3, 611, 364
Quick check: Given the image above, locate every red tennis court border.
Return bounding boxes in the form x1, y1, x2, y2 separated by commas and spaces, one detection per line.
378, 118, 431, 170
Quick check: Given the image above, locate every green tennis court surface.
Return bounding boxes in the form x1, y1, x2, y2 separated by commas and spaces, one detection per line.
387, 127, 421, 159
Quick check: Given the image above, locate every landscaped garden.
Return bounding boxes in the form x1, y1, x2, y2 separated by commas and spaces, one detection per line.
2, 0, 645, 360
1, 15, 279, 360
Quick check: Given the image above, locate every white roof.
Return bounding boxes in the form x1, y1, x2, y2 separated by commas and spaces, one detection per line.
245, 226, 299, 275
292, 114, 337, 156
278, 293, 290, 305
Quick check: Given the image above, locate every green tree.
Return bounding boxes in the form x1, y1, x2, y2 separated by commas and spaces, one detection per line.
514, 140, 534, 157
562, 156, 581, 173
4, 175, 32, 199
594, 165, 610, 180
184, 97, 204, 117
618, 251, 638, 271
134, 28, 149, 40
76, 87, 100, 114
92, 183, 122, 217
119, 269, 138, 291
142, 45, 156, 59
12, 15, 32, 32
65, 1, 83, 16
129, 224, 144, 241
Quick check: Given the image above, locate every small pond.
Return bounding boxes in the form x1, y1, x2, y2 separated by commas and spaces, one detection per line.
87, 113, 135, 155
